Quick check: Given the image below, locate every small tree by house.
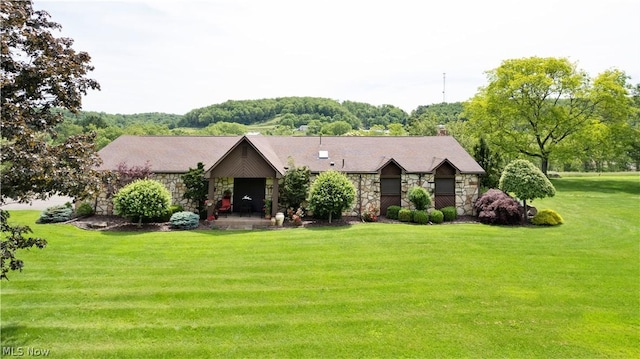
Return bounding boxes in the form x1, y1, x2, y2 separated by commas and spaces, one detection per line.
279, 162, 311, 212
473, 136, 503, 189
499, 159, 556, 221
113, 179, 171, 226
308, 170, 355, 223
181, 162, 208, 218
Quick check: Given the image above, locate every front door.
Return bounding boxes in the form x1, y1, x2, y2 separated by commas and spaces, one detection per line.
233, 178, 266, 213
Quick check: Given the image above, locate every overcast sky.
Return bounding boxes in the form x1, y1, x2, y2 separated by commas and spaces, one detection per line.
35, 0, 640, 115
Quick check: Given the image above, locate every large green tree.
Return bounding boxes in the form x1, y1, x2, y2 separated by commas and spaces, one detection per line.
465, 57, 632, 175
1, 0, 100, 279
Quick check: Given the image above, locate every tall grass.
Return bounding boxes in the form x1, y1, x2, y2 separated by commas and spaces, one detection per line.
1, 175, 638, 358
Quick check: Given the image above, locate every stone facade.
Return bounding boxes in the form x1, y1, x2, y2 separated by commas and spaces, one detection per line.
455, 174, 480, 216
94, 172, 480, 217
93, 173, 196, 215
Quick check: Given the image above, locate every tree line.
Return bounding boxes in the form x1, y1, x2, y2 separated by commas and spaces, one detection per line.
53, 98, 463, 148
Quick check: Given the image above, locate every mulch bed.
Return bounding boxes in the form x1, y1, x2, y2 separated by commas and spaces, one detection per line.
69, 214, 480, 232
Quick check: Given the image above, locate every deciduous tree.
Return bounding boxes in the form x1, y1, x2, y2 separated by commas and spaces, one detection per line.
466, 57, 632, 175
499, 159, 555, 221
308, 170, 355, 223
1, 0, 100, 279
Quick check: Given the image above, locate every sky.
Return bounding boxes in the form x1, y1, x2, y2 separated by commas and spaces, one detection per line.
34, 0, 640, 115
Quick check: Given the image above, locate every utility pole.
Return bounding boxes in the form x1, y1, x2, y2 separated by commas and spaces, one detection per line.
442, 72, 446, 103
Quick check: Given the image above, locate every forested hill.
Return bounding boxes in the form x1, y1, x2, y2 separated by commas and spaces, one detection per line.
57, 97, 466, 149
179, 97, 413, 129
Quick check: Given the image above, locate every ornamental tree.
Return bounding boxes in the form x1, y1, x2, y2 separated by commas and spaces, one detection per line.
1, 1, 100, 280
113, 180, 172, 226
499, 159, 556, 221
308, 170, 355, 223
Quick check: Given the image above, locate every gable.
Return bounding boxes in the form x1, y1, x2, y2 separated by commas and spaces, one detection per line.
208, 139, 277, 178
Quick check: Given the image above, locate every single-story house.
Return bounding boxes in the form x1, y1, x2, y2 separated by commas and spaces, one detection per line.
95, 134, 485, 217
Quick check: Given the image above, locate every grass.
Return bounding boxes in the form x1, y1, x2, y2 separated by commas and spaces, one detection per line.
1, 175, 639, 358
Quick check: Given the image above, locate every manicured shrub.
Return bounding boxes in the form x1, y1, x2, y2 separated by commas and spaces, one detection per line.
37, 203, 73, 224
398, 208, 412, 222
473, 188, 524, 225
441, 206, 457, 222
429, 209, 444, 224
531, 209, 564, 226
113, 179, 172, 224
75, 202, 94, 217
386, 205, 401, 220
157, 204, 185, 222
413, 210, 429, 225
169, 211, 200, 230
408, 186, 431, 210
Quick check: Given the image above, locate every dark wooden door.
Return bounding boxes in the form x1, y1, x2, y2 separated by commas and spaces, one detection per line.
380, 177, 401, 215
434, 177, 455, 209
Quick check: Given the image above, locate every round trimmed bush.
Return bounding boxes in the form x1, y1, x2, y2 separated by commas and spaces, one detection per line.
158, 204, 185, 222
429, 209, 444, 224
76, 202, 94, 217
308, 170, 355, 223
398, 208, 412, 222
169, 211, 200, 230
408, 186, 431, 210
441, 206, 457, 222
386, 205, 401, 220
113, 179, 172, 223
413, 210, 429, 225
531, 209, 564, 226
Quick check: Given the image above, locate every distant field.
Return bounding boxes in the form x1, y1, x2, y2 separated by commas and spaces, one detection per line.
1, 175, 638, 358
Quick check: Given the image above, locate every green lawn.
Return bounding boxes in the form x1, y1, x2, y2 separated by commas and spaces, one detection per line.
1, 175, 639, 358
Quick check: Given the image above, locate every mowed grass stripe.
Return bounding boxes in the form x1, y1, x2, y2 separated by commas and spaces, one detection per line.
1, 175, 638, 358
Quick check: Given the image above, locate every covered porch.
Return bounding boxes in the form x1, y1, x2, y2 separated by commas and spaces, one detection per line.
204, 137, 284, 219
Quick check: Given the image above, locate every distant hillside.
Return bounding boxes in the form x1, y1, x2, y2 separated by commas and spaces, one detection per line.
54, 98, 466, 149
178, 97, 410, 130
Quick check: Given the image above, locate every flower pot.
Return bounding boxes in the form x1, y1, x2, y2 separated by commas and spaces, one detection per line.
275, 212, 285, 226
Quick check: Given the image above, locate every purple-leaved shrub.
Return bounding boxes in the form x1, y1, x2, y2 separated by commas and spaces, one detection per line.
474, 189, 524, 225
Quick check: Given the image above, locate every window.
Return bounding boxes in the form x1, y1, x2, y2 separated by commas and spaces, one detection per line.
381, 178, 401, 195
435, 178, 455, 194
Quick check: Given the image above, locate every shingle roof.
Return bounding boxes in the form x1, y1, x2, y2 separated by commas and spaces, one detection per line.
97, 135, 485, 174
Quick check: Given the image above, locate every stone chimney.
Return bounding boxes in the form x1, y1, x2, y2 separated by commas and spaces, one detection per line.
437, 124, 448, 136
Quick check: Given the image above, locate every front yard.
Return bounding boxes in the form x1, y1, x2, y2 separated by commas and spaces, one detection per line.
1, 175, 638, 358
